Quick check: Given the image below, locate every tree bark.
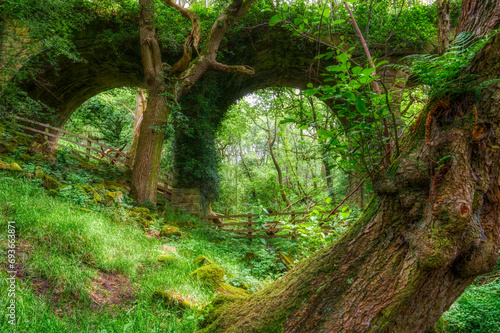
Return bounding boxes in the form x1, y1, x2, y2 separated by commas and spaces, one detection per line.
131, 0, 256, 204
128, 88, 146, 161
436, 0, 451, 54
199, 1, 500, 332
131, 0, 169, 203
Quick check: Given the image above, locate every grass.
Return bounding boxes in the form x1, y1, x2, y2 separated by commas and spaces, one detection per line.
0, 170, 295, 332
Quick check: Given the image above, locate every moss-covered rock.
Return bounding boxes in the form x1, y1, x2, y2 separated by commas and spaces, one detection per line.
154, 289, 195, 309
160, 225, 181, 237
42, 174, 62, 190
34, 166, 44, 179
216, 282, 251, 296
0, 160, 23, 172
103, 190, 123, 204
189, 264, 226, 288
158, 254, 177, 263
194, 255, 213, 267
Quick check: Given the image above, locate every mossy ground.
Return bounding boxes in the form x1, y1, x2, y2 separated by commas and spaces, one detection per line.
0, 129, 300, 332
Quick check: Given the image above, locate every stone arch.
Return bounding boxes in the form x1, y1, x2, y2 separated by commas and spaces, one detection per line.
9, 16, 413, 213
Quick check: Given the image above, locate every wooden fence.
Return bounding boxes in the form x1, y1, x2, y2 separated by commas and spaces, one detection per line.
13, 116, 173, 198
204, 211, 330, 239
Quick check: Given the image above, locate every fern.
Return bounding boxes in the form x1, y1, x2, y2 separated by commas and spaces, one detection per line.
399, 31, 499, 98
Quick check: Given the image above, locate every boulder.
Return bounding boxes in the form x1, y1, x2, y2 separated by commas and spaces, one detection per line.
189, 264, 226, 288
160, 225, 181, 237
158, 254, 177, 263
0, 160, 23, 172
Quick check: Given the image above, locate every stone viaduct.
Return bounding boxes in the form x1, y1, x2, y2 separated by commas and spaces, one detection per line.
1, 11, 412, 215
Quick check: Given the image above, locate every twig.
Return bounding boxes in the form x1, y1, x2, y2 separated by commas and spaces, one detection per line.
327, 181, 364, 218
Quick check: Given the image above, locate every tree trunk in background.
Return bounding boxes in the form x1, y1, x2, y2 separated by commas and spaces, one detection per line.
199, 1, 500, 331
128, 88, 146, 162
131, 0, 169, 203
437, 0, 451, 54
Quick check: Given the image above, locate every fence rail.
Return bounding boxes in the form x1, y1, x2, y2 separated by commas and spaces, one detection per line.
204, 210, 331, 239
13, 116, 173, 197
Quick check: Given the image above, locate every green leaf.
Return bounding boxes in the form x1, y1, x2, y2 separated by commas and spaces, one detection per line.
361, 67, 377, 76
279, 118, 296, 124
307, 82, 314, 88
318, 129, 336, 138
269, 15, 281, 26
323, 6, 330, 18
355, 97, 367, 114
294, 18, 303, 25
332, 19, 345, 25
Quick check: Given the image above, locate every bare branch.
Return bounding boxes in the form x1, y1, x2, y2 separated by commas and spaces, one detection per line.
161, 0, 201, 75
177, 0, 257, 97
210, 62, 255, 75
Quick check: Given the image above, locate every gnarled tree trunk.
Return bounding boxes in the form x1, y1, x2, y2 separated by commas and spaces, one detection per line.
199, 1, 500, 332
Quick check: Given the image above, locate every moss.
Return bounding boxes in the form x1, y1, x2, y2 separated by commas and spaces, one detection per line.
133, 207, 150, 215
277, 251, 294, 269
160, 225, 181, 237
79, 185, 103, 203
42, 174, 62, 190
140, 217, 153, 227
0, 160, 23, 172
154, 289, 195, 309
103, 190, 123, 204
217, 282, 251, 296
194, 255, 213, 267
158, 254, 177, 263
189, 264, 226, 288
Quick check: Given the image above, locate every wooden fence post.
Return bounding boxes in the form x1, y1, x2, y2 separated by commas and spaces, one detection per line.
247, 213, 253, 238
86, 138, 91, 161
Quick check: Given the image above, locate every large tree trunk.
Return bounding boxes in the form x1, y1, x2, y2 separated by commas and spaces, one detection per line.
436, 0, 451, 54
199, 1, 500, 332
131, 0, 169, 203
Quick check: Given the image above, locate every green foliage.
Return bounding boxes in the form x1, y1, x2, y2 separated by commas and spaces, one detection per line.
66, 88, 136, 148
402, 31, 500, 99
437, 271, 500, 333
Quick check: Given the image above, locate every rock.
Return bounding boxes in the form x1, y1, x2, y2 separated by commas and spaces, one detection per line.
217, 282, 251, 296
43, 174, 61, 190
158, 245, 177, 254
193, 255, 213, 267
160, 225, 181, 237
34, 166, 44, 179
133, 207, 150, 215
79, 185, 103, 203
137, 217, 151, 228
154, 289, 195, 309
158, 254, 177, 263
103, 191, 123, 204
0, 160, 23, 172
189, 264, 226, 288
